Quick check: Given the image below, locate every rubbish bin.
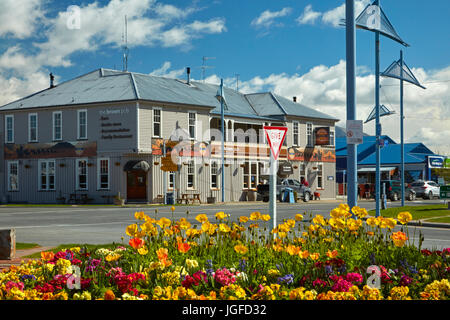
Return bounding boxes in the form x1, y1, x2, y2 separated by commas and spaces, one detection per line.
166, 192, 174, 205
283, 187, 295, 203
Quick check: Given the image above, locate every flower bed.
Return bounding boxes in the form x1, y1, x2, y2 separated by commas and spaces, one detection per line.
0, 204, 449, 300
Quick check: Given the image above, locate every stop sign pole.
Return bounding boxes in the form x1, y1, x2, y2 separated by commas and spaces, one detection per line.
264, 126, 287, 233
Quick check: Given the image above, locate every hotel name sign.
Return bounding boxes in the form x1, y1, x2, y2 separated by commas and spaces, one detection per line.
99, 108, 133, 140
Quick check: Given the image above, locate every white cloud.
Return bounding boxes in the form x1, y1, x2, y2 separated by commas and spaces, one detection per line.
298, 0, 370, 28
251, 7, 292, 29
0, 0, 45, 39
149, 61, 185, 79
203, 61, 450, 155
296, 4, 321, 25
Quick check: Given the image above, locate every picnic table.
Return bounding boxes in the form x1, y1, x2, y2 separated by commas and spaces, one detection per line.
177, 193, 202, 204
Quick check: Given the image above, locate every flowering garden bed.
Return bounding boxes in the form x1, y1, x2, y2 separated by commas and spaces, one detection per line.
0, 204, 448, 300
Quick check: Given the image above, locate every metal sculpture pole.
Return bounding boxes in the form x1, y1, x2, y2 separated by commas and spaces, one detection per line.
400, 50, 405, 206
220, 79, 225, 203
375, 5, 381, 217
346, 0, 358, 210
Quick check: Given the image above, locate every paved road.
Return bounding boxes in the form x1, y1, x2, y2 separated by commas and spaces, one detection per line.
0, 199, 449, 249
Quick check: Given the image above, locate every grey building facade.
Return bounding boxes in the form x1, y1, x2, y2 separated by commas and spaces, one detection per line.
0, 68, 339, 204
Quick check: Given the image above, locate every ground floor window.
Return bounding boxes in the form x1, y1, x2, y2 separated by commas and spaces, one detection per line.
168, 171, 175, 190
243, 161, 266, 189
210, 160, 219, 189
97, 158, 109, 190
76, 158, 88, 190
7, 161, 19, 191
39, 160, 55, 190
300, 163, 307, 184
187, 160, 195, 189
317, 163, 324, 189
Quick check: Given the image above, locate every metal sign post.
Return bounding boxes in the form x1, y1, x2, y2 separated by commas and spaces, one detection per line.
264, 126, 287, 233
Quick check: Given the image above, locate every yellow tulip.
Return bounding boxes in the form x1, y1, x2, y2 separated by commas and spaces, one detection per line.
126, 224, 139, 237
249, 211, 261, 221
134, 211, 146, 220
295, 214, 303, 221
261, 214, 271, 222
178, 218, 191, 230
239, 216, 249, 223
195, 214, 208, 224
215, 211, 227, 220
157, 217, 171, 229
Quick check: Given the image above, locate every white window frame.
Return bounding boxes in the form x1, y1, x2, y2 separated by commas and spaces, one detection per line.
188, 111, 196, 140
329, 130, 335, 146
28, 113, 38, 142
77, 109, 87, 139
5, 115, 14, 143
300, 163, 307, 183
152, 107, 162, 138
53, 111, 62, 141
210, 160, 219, 189
317, 163, 324, 189
243, 161, 259, 190
187, 159, 196, 190
76, 158, 88, 190
293, 121, 299, 146
38, 159, 56, 191
7, 161, 19, 191
306, 122, 313, 147
168, 171, 175, 190
97, 158, 110, 190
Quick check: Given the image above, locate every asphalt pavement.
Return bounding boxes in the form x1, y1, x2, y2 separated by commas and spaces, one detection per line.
0, 198, 449, 249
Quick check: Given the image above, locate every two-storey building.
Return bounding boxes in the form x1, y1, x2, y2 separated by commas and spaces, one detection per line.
0, 68, 338, 204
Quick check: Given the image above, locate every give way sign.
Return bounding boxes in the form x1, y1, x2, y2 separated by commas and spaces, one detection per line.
263, 126, 287, 160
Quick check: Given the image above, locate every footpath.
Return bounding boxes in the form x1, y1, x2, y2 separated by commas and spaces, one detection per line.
0, 246, 55, 271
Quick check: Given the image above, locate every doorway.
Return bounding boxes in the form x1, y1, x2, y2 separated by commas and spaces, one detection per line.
127, 171, 147, 201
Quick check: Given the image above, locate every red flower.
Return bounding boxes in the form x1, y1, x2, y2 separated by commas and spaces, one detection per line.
177, 242, 191, 253
129, 237, 145, 249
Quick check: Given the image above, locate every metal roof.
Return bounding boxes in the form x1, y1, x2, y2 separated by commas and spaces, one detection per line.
0, 68, 339, 123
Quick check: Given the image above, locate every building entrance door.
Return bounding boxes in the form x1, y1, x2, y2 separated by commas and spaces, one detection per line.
127, 171, 147, 200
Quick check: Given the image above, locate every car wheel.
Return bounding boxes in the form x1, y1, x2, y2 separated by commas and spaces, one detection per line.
428, 191, 433, 200
263, 196, 269, 202
392, 192, 398, 201
303, 192, 310, 202
408, 192, 414, 201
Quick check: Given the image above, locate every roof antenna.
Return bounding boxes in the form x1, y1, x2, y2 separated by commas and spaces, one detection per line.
235, 74, 240, 92
122, 15, 129, 72
200, 56, 215, 82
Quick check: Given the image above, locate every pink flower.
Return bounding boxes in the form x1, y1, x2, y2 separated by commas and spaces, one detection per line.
213, 268, 236, 286
345, 272, 363, 284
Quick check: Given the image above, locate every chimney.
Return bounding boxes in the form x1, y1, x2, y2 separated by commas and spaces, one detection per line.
186, 67, 191, 85
49, 73, 55, 88
293, 96, 297, 103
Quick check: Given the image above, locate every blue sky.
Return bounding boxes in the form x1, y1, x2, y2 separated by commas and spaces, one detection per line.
0, 0, 449, 153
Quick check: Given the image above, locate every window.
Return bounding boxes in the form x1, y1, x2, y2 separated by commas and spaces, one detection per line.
168, 171, 175, 190
28, 113, 38, 142
188, 112, 196, 140
7, 161, 19, 191
306, 123, 313, 146
210, 160, 219, 189
76, 159, 88, 190
243, 161, 258, 189
77, 110, 87, 139
293, 121, 299, 146
97, 158, 109, 189
5, 115, 14, 143
317, 163, 324, 189
187, 160, 195, 189
329, 130, 335, 146
53, 111, 62, 141
39, 160, 55, 190
153, 108, 161, 137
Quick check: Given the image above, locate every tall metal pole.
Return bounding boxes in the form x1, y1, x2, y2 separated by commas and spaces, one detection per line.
374, 0, 381, 217
346, 0, 358, 210
269, 153, 277, 232
220, 79, 225, 203
400, 50, 405, 206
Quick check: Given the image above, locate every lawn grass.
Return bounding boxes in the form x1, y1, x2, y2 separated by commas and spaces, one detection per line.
368, 204, 450, 222
16, 242, 41, 250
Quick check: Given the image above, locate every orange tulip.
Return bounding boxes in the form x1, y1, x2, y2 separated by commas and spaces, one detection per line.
40, 251, 55, 262
129, 237, 145, 249
177, 242, 191, 253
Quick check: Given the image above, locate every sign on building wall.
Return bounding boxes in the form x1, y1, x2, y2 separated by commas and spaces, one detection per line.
314, 127, 330, 145
4, 141, 97, 159
287, 147, 336, 163
428, 156, 444, 168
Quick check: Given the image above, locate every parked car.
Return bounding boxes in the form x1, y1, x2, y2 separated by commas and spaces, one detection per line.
380, 180, 416, 201
257, 178, 312, 202
410, 180, 440, 199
